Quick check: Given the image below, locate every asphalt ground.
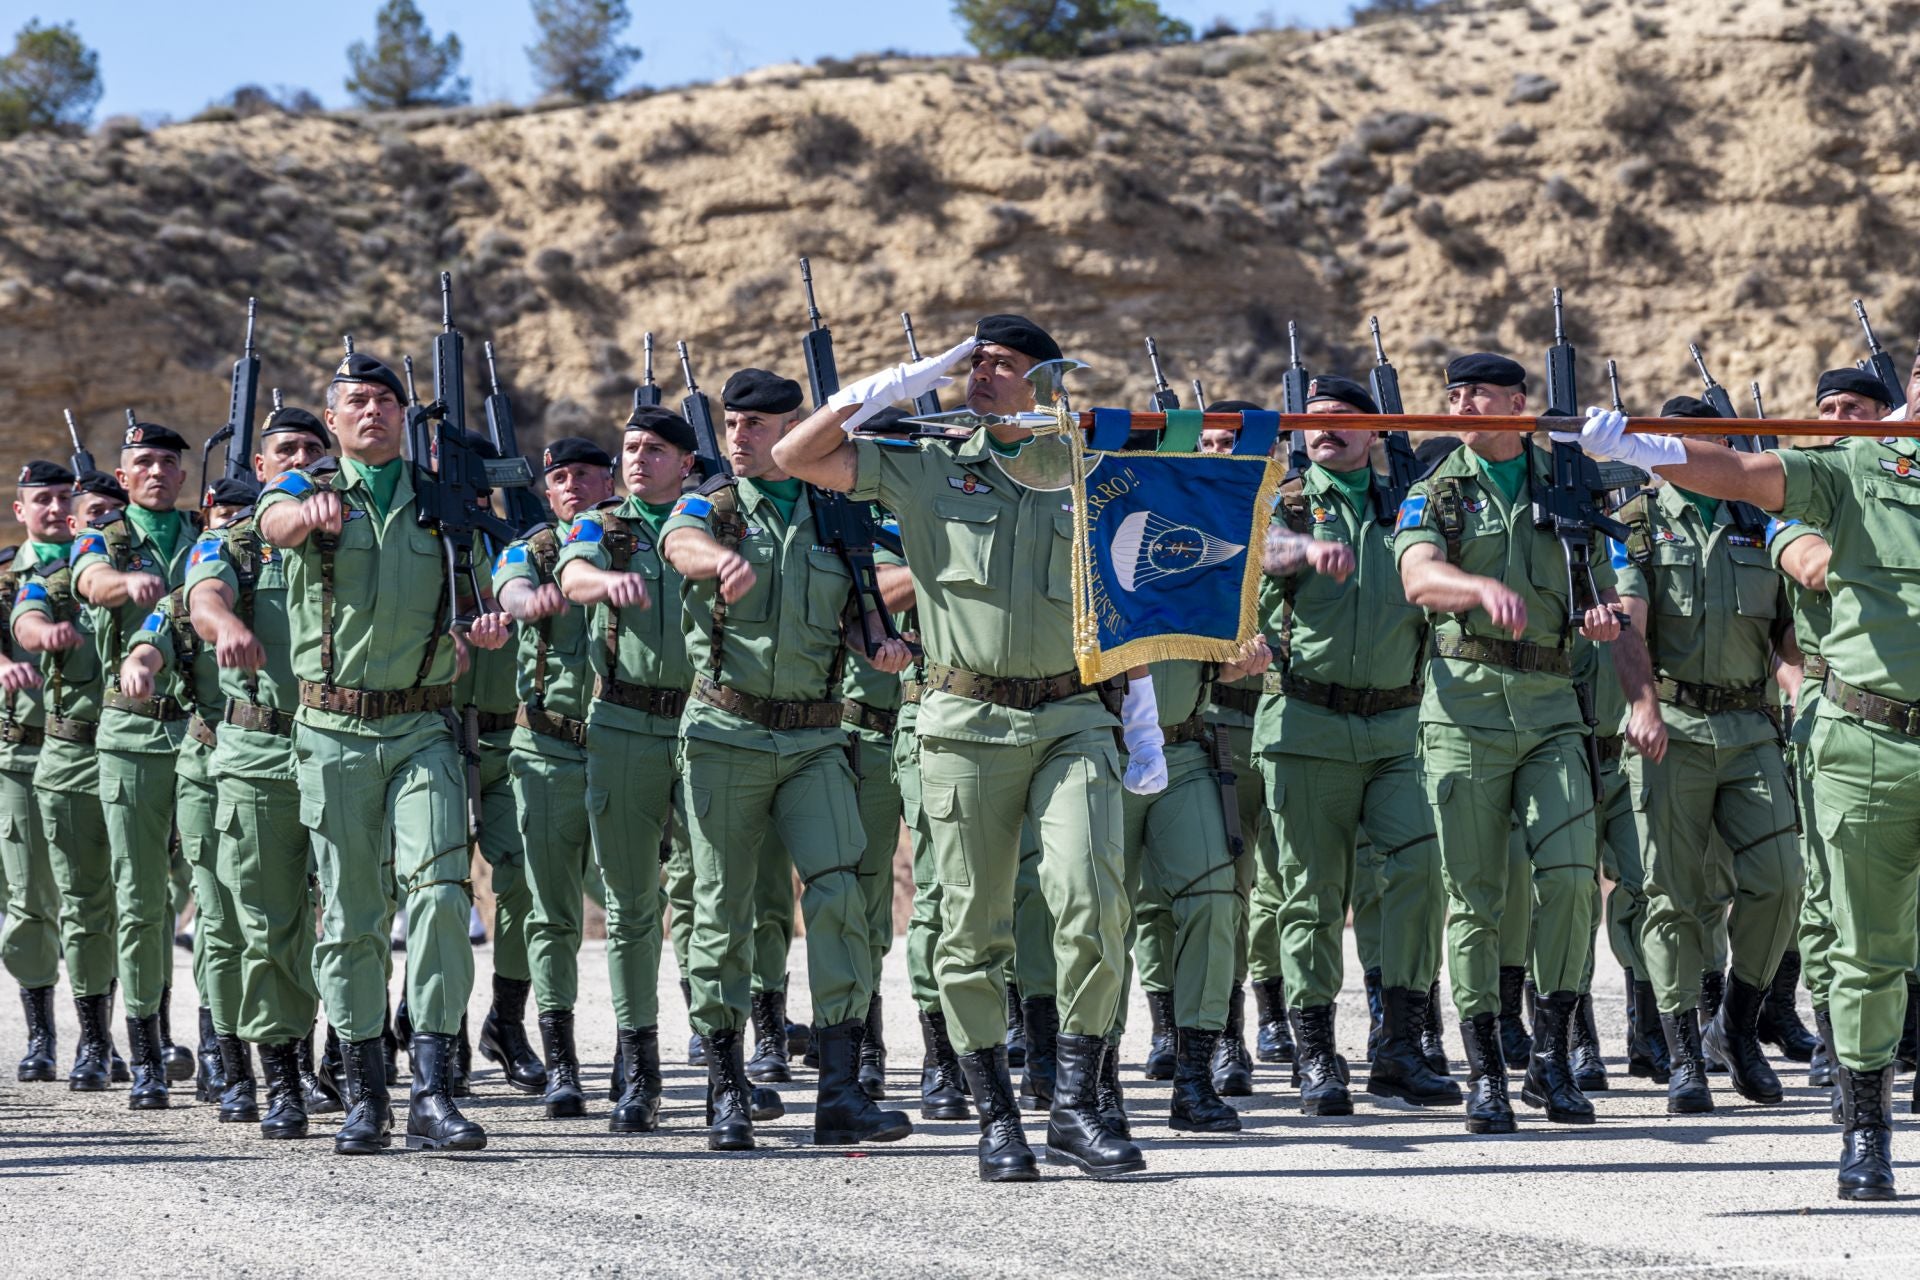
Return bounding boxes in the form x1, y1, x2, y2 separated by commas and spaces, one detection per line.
3, 932, 1918, 1279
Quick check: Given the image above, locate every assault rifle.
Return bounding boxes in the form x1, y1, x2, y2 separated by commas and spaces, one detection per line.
1367, 316, 1420, 522
1854, 299, 1908, 411
1536, 287, 1632, 626
900, 313, 944, 417
65, 410, 95, 477
1751, 381, 1766, 420
1281, 321, 1311, 476
677, 341, 726, 479
481, 340, 551, 534
1144, 337, 1180, 411
199, 299, 261, 501
634, 332, 661, 409
1689, 344, 1771, 531
1190, 378, 1208, 408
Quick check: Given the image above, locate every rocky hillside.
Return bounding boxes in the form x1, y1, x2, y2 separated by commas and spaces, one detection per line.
2, 0, 1917, 469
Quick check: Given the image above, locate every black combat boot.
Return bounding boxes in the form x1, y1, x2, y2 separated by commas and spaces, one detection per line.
1497, 967, 1532, 1065
124, 1012, 170, 1110
703, 1027, 755, 1151
813, 1018, 913, 1145
1809, 1006, 1836, 1089
450, 1013, 473, 1098
478, 975, 547, 1094
609, 1027, 662, 1133
405, 1033, 487, 1151
159, 987, 193, 1083
1755, 950, 1818, 1062
957, 1046, 1038, 1182
257, 1041, 309, 1140
1459, 1011, 1515, 1135
536, 1010, 586, 1119
17, 986, 56, 1082
383, 1002, 403, 1085
1045, 1034, 1145, 1177
1702, 974, 1783, 1104
1169, 1028, 1240, 1133
1700, 969, 1727, 1072
681, 979, 706, 1066
858, 992, 888, 1100
1142, 990, 1176, 1079
318, 1023, 345, 1102
1289, 1004, 1352, 1116
1660, 1009, 1714, 1115
1368, 987, 1462, 1107
1018, 995, 1059, 1110
1004, 981, 1027, 1068
1568, 993, 1608, 1092
784, 984, 813, 1062
746, 989, 791, 1083
1520, 991, 1595, 1124
1626, 972, 1671, 1083
1421, 979, 1449, 1075
194, 1005, 223, 1102
1899, 976, 1920, 1072
750, 1083, 785, 1121
105, 982, 129, 1083
918, 1008, 969, 1121
298, 1026, 342, 1115
1253, 975, 1295, 1064
1211, 984, 1255, 1097
217, 1035, 260, 1123
1362, 968, 1385, 1062
1096, 1035, 1130, 1139
1837, 1064, 1896, 1201
69, 993, 112, 1091
335, 1037, 392, 1155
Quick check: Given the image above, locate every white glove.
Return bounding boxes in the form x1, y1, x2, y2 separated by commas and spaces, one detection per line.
828, 336, 977, 431
1549, 406, 1687, 472
1120, 674, 1168, 795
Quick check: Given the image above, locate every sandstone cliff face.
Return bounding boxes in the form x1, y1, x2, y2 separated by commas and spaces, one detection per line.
1, 0, 1916, 468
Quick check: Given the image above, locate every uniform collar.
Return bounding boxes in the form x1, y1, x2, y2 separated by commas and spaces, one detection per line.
1654, 480, 1721, 527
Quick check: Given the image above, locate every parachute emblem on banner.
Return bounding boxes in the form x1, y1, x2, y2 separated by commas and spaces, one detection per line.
1110, 511, 1245, 593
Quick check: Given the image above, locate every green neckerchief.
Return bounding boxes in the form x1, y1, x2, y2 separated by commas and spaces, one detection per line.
1473, 450, 1528, 504
343, 457, 404, 520
1675, 486, 1720, 528
125, 503, 185, 562
1313, 462, 1373, 514
758, 477, 803, 526
986, 433, 1027, 457
634, 499, 676, 534
25, 539, 68, 567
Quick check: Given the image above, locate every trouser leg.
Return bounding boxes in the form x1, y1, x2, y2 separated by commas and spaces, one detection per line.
683, 737, 781, 1037
38, 783, 114, 998
1720, 741, 1804, 993
1029, 728, 1127, 1040
589, 724, 671, 1032
773, 740, 874, 1028
0, 764, 61, 990
1011, 822, 1055, 1000
475, 740, 530, 984
1638, 741, 1724, 1013
851, 726, 903, 979
1424, 725, 1520, 1019
513, 747, 590, 1015
1517, 730, 1600, 996
1264, 752, 1363, 1008
177, 765, 240, 1033
218, 774, 318, 1044
98, 747, 179, 1016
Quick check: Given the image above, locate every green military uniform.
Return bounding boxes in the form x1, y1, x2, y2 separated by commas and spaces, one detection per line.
253, 461, 471, 1044
1769, 518, 1837, 1006
454, 612, 532, 991
1395, 445, 1604, 1016
849, 433, 1126, 1054
1613, 486, 1800, 1015
183, 518, 320, 1046
72, 508, 196, 1019
660, 478, 874, 1037
0, 543, 68, 1009
1581, 640, 1639, 981
840, 561, 908, 993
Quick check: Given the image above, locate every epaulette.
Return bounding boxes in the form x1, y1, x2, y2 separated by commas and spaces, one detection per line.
89, 508, 125, 530
591, 496, 624, 511
694, 472, 737, 498
310, 456, 343, 477
0, 546, 16, 569
1414, 450, 1453, 483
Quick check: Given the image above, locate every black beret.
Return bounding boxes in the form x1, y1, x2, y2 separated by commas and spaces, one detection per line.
1660, 396, 1721, 419
75, 469, 127, 504
974, 314, 1063, 364
721, 368, 804, 415
1816, 366, 1891, 407
1205, 399, 1266, 413
122, 421, 188, 454
330, 351, 407, 404
203, 475, 261, 509
16, 460, 74, 488
1444, 353, 1527, 390
624, 406, 699, 454
541, 437, 612, 472
1305, 375, 1380, 415
261, 405, 331, 445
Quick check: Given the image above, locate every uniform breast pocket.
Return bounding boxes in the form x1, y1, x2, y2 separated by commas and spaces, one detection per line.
326, 512, 383, 607
932, 498, 997, 590
805, 549, 854, 632
1865, 479, 1920, 570
1047, 512, 1075, 603
723, 537, 776, 623
1650, 546, 1700, 616
1728, 546, 1780, 620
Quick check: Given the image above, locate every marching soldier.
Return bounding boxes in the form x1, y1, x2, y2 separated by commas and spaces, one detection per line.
73, 419, 199, 1107
775, 316, 1146, 1182
184, 406, 339, 1139
1, 462, 78, 1083
1396, 353, 1631, 1134
254, 351, 509, 1155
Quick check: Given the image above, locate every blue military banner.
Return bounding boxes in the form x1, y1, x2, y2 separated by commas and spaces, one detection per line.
1070, 449, 1281, 681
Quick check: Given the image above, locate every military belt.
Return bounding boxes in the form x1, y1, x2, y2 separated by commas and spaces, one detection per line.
691, 676, 842, 731
472, 711, 516, 736
224, 698, 294, 737
1267, 671, 1422, 717
186, 713, 218, 749
45, 715, 96, 745
1803, 655, 1829, 683
515, 703, 588, 749
901, 680, 924, 706
297, 680, 454, 720
1596, 733, 1623, 765
1824, 671, 1920, 738
1208, 685, 1260, 718
593, 677, 688, 719
1655, 676, 1769, 715
921, 662, 1092, 712
841, 700, 898, 736
0, 721, 44, 747
102, 690, 188, 721
1164, 714, 1210, 746
1433, 634, 1571, 677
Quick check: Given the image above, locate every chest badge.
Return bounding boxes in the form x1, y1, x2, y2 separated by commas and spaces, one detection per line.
1310, 504, 1335, 525
1657, 528, 1686, 545
1461, 497, 1489, 515
1880, 455, 1917, 479
948, 474, 994, 496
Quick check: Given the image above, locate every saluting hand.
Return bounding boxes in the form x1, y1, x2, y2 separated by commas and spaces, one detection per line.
605, 573, 651, 609
1577, 604, 1620, 644
467, 611, 513, 650
0, 661, 42, 693
716, 552, 756, 604
125, 573, 167, 608
302, 491, 345, 536
1477, 581, 1528, 638
212, 618, 266, 670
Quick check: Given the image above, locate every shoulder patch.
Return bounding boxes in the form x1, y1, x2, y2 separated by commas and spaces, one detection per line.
70, 531, 107, 561
138, 608, 165, 635
564, 520, 605, 545
1765, 517, 1802, 546
671, 494, 713, 521
188, 533, 225, 568
262, 470, 315, 498
1609, 538, 1630, 570
1394, 493, 1429, 533
494, 543, 530, 574
14, 581, 47, 607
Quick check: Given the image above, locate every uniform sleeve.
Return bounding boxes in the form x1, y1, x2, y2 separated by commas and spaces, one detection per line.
9, 578, 52, 627
182, 530, 240, 596
68, 527, 112, 581
1590, 535, 1617, 595
1390, 481, 1444, 564
658, 491, 718, 544
1766, 516, 1822, 570
850, 437, 921, 513
554, 511, 615, 571
1774, 447, 1842, 529
491, 539, 540, 591
1610, 535, 1648, 601
253, 468, 317, 517
127, 600, 175, 665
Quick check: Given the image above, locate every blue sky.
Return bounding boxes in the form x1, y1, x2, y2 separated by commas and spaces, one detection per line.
34, 1, 1352, 121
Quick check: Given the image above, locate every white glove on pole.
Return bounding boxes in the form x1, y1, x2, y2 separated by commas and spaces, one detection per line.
828, 336, 978, 432
1120, 674, 1168, 795
1549, 406, 1688, 472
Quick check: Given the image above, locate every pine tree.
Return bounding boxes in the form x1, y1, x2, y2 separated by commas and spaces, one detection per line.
527, 0, 641, 103
345, 0, 469, 110
0, 19, 102, 140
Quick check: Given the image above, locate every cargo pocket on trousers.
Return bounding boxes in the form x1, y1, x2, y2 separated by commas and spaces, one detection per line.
296, 762, 326, 833
922, 782, 970, 886
98, 773, 130, 810
685, 784, 719, 882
